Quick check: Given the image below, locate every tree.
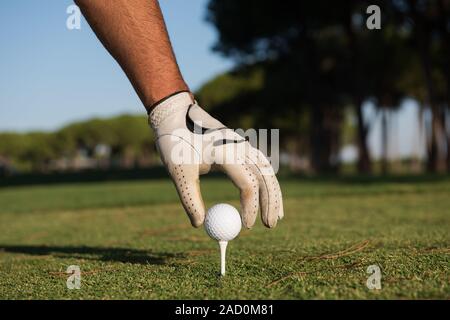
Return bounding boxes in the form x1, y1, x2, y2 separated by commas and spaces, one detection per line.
391, 0, 449, 172
207, 0, 353, 172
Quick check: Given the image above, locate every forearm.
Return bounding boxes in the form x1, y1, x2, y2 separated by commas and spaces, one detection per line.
75, 0, 189, 109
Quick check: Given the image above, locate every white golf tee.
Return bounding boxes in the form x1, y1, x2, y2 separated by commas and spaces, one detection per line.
219, 240, 228, 276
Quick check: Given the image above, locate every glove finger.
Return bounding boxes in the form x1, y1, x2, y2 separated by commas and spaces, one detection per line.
157, 135, 206, 227
219, 163, 260, 229
170, 163, 206, 227
245, 145, 283, 228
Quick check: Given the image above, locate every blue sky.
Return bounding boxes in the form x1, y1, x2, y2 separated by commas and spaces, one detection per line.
0, 0, 424, 159
0, 0, 232, 132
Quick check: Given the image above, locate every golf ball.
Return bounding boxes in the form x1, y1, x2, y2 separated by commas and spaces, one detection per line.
204, 203, 242, 241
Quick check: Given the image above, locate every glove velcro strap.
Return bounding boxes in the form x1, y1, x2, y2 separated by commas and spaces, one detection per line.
149, 92, 193, 129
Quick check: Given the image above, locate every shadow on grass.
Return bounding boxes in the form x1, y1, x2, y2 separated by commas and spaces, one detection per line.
0, 167, 227, 188
0, 244, 185, 265
335, 174, 450, 184
281, 172, 450, 184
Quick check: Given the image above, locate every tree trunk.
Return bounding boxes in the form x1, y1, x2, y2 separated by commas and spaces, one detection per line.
438, 0, 450, 171
310, 104, 328, 173
343, 5, 372, 174
355, 100, 371, 173
410, 0, 446, 172
381, 108, 388, 175
447, 112, 450, 171
310, 105, 342, 173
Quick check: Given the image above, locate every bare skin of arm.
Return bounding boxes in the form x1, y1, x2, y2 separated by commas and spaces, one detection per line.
74, 0, 190, 110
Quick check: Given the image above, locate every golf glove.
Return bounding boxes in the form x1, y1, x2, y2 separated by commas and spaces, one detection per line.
149, 92, 283, 228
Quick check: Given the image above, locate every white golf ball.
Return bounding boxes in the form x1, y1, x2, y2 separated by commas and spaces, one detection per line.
204, 203, 242, 241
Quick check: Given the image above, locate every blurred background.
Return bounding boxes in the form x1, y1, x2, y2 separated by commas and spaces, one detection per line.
1, 0, 449, 183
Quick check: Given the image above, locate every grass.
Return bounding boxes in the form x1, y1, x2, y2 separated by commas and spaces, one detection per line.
0, 176, 449, 299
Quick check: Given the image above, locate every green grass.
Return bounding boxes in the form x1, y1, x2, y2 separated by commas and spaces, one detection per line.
0, 177, 449, 299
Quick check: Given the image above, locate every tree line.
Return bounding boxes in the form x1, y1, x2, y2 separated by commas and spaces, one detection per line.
0, 115, 157, 173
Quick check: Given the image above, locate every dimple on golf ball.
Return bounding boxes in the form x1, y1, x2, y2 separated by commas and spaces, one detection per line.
204, 203, 242, 241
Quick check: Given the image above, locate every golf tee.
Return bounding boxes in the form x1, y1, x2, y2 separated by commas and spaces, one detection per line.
219, 240, 228, 276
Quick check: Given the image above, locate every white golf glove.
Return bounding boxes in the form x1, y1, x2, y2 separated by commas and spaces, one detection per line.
149, 92, 283, 228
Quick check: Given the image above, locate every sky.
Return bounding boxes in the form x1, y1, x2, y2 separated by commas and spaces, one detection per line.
0, 0, 232, 132
0, 0, 424, 160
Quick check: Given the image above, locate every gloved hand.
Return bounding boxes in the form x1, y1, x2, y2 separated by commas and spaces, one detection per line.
149, 92, 283, 228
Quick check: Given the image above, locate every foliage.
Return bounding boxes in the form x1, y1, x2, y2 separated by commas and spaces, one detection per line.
205, 0, 450, 173
0, 114, 153, 172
